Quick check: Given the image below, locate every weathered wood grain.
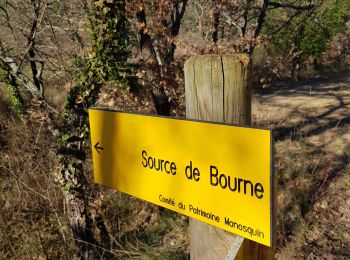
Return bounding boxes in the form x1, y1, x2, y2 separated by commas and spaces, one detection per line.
185, 54, 273, 260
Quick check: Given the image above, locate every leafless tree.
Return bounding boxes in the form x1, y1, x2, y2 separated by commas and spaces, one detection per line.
192, 0, 315, 55
0, 0, 87, 105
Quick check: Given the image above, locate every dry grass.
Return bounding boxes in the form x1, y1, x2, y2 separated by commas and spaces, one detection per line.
99, 191, 189, 259
0, 89, 189, 259
1, 71, 349, 259
253, 72, 350, 258
0, 110, 74, 259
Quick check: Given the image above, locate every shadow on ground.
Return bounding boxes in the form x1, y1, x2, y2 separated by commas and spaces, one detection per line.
252, 70, 350, 259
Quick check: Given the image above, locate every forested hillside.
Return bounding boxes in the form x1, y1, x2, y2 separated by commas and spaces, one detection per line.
0, 0, 349, 259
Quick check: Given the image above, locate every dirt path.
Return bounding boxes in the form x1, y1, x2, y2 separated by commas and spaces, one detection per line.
252, 71, 350, 259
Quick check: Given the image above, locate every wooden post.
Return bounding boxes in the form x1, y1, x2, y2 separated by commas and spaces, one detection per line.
184, 54, 273, 259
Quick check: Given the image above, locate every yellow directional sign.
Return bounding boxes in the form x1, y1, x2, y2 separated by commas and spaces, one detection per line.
89, 108, 274, 246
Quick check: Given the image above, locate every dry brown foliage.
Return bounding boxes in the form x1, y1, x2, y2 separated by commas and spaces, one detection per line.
0, 109, 73, 258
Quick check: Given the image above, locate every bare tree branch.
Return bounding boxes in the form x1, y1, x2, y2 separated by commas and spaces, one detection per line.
269, 1, 314, 11
253, 0, 269, 46
17, 0, 47, 72
0, 51, 42, 98
171, 0, 188, 36
0, 5, 14, 32
268, 10, 303, 36
222, 12, 243, 37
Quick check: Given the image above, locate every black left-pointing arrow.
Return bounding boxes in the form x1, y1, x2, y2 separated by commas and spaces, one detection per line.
94, 142, 104, 154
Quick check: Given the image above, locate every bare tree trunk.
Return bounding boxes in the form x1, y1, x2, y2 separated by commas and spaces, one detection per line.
28, 46, 43, 94
151, 85, 171, 115
212, 9, 220, 44
133, 0, 188, 116
57, 131, 111, 259
0, 53, 43, 99
292, 57, 300, 81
